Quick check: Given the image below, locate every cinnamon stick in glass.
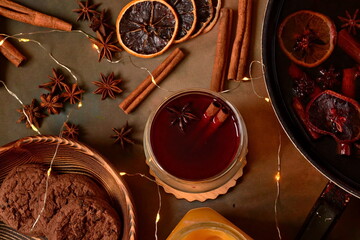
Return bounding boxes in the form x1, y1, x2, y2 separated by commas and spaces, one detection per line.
0, 36, 26, 67
227, 0, 247, 80
0, 0, 72, 31
210, 8, 233, 92
236, 0, 252, 80
119, 48, 185, 114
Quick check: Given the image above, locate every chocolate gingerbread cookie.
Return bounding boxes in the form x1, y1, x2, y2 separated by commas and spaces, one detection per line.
33, 173, 108, 234
47, 197, 121, 240
0, 164, 50, 236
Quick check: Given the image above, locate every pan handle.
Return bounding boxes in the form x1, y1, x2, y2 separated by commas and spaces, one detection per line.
296, 182, 352, 240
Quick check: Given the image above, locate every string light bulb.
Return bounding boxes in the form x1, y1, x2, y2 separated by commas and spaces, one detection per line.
275, 171, 281, 182
0, 39, 4, 46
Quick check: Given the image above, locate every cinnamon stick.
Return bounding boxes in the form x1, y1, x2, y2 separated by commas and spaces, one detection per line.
236, 0, 252, 80
0, 36, 26, 67
338, 29, 360, 64
119, 48, 185, 114
0, 0, 72, 31
341, 67, 357, 99
227, 0, 247, 80
210, 8, 233, 92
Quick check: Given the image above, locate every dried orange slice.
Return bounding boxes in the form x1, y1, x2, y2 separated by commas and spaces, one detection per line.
166, 0, 197, 43
202, 0, 221, 33
278, 10, 336, 68
116, 0, 179, 58
191, 0, 213, 38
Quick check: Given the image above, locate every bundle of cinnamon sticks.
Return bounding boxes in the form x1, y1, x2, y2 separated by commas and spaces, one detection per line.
0, 0, 72, 66
210, 0, 253, 92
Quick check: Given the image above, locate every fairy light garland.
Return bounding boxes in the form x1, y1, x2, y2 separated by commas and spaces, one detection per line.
119, 172, 162, 240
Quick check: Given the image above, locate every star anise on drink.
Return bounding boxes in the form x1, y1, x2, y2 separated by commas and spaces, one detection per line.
90, 9, 114, 36
166, 103, 198, 132
73, 0, 100, 22
62, 122, 80, 139
338, 9, 360, 35
40, 93, 63, 114
92, 72, 123, 100
39, 68, 67, 94
90, 31, 122, 62
316, 66, 341, 90
111, 122, 135, 149
16, 99, 47, 129
61, 83, 85, 104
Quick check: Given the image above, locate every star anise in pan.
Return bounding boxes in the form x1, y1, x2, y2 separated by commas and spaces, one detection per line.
73, 0, 100, 22
61, 83, 85, 104
40, 93, 63, 115
39, 68, 67, 94
166, 103, 198, 132
90, 9, 114, 37
90, 31, 122, 62
62, 122, 80, 139
111, 122, 135, 149
16, 99, 47, 129
92, 72, 123, 100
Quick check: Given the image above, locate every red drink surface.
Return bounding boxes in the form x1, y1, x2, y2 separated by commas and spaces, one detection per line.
150, 92, 241, 180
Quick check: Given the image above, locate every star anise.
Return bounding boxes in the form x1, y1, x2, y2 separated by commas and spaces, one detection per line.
166, 103, 198, 132
72, 0, 100, 22
111, 122, 135, 149
62, 122, 80, 139
90, 9, 114, 36
40, 93, 63, 114
61, 83, 85, 104
316, 66, 341, 90
90, 31, 122, 62
16, 99, 47, 129
338, 9, 360, 35
92, 72, 123, 100
39, 68, 67, 94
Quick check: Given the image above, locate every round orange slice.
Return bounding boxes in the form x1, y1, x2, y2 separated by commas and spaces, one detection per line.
166, 0, 197, 43
116, 0, 179, 58
278, 10, 337, 68
202, 0, 221, 33
191, 0, 213, 38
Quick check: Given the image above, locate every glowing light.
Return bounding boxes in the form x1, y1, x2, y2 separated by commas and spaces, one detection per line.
242, 77, 250, 81
265, 97, 270, 102
0, 39, 4, 46
30, 124, 40, 134
47, 168, 52, 177
19, 38, 30, 42
78, 101, 83, 108
156, 213, 160, 223
119, 172, 127, 176
92, 44, 99, 50
275, 171, 280, 182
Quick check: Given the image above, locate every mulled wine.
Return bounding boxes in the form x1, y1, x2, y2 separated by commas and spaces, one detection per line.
150, 91, 241, 181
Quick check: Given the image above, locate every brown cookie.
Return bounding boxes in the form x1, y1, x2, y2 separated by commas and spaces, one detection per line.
33, 173, 108, 235
47, 197, 121, 240
0, 164, 50, 236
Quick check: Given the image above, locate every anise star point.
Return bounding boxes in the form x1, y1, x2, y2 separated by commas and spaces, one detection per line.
40, 93, 63, 115
16, 99, 47, 129
90, 31, 122, 62
166, 103, 198, 132
111, 122, 135, 149
73, 0, 100, 22
39, 68, 67, 94
338, 9, 360, 35
90, 9, 114, 36
62, 122, 80, 139
93, 72, 123, 100
61, 83, 85, 105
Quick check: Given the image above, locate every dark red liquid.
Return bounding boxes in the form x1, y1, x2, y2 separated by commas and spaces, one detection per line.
150, 91, 241, 180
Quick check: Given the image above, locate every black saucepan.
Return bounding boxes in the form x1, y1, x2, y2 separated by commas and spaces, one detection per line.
262, 0, 360, 238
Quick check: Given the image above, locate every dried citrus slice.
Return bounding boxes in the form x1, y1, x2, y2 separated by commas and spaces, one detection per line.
191, 0, 213, 38
116, 0, 179, 58
202, 0, 221, 33
278, 10, 336, 68
166, 0, 197, 43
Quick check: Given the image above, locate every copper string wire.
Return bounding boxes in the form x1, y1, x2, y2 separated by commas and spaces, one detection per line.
275, 131, 282, 240
119, 172, 162, 240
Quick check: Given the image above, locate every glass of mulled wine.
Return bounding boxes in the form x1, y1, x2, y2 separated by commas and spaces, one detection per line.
144, 89, 248, 193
